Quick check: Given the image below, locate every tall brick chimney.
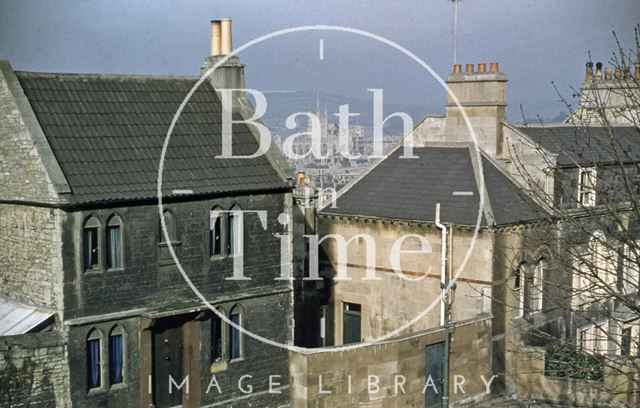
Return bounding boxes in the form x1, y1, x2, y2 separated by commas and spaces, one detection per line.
444, 62, 507, 157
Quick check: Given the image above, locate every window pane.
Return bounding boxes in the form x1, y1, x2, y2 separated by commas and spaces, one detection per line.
109, 334, 124, 384
228, 213, 236, 255
211, 316, 222, 362
210, 214, 221, 256
160, 211, 176, 243
87, 338, 101, 388
84, 228, 98, 270
229, 313, 241, 359
107, 226, 122, 269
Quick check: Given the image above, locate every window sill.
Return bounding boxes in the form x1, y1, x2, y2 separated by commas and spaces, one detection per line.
209, 254, 226, 261
84, 269, 102, 275
209, 361, 228, 374
109, 382, 127, 392
229, 357, 244, 364
159, 241, 182, 248
87, 386, 106, 396
106, 267, 125, 273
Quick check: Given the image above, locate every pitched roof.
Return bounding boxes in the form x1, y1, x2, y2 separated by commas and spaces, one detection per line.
15, 71, 289, 204
321, 146, 547, 226
516, 125, 640, 167
0, 298, 55, 336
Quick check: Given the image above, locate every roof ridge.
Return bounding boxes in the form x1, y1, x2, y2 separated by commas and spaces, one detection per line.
15, 70, 201, 82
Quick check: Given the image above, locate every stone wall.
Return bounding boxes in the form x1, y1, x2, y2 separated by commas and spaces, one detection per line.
0, 204, 65, 310
318, 214, 494, 344
515, 345, 639, 406
0, 61, 63, 204
289, 315, 494, 407
0, 332, 69, 408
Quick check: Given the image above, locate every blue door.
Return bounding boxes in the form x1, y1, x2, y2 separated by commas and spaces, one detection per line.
425, 342, 444, 407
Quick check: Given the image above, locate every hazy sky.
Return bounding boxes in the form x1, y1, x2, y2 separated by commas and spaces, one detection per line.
1, 0, 638, 120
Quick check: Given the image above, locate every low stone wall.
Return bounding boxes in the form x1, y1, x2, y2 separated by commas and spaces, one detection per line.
289, 315, 493, 407
515, 345, 639, 406
0, 332, 69, 408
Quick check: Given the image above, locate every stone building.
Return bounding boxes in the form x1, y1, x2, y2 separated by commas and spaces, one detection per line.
0, 19, 295, 408
304, 57, 640, 406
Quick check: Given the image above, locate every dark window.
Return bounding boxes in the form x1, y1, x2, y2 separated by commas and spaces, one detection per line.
211, 314, 223, 362
83, 217, 99, 271
621, 327, 632, 356
87, 332, 101, 389
229, 308, 241, 360
343, 303, 361, 344
106, 216, 123, 269
210, 209, 222, 256
109, 327, 124, 384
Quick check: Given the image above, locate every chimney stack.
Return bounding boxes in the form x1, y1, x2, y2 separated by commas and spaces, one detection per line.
201, 18, 246, 111
444, 60, 507, 158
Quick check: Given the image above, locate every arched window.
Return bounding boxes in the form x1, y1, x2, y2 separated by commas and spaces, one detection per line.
106, 215, 123, 269
83, 217, 100, 271
211, 307, 225, 363
531, 259, 547, 313
513, 263, 526, 318
86, 329, 103, 389
160, 210, 177, 243
109, 325, 125, 384
227, 205, 242, 256
229, 305, 243, 360
210, 207, 222, 257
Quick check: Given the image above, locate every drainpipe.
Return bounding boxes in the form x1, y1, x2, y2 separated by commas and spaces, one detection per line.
435, 203, 447, 326
435, 203, 450, 407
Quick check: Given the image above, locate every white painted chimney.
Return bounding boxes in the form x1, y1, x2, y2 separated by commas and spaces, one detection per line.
220, 19, 233, 55
210, 20, 221, 56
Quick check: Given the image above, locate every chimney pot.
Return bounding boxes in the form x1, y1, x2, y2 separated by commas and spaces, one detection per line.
595, 62, 603, 81
210, 20, 222, 56
585, 62, 594, 81
605, 66, 612, 80
477, 63, 487, 73
489, 62, 499, 73
614, 67, 622, 80
220, 18, 233, 55
623, 67, 631, 80
465, 63, 474, 73
635, 65, 640, 81
453, 64, 462, 74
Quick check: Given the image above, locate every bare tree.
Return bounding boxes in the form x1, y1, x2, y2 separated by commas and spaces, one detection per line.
501, 28, 640, 406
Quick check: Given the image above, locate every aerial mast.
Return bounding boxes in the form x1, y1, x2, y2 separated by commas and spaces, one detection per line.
451, 0, 460, 65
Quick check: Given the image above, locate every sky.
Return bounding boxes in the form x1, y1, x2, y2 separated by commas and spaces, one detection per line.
0, 0, 639, 120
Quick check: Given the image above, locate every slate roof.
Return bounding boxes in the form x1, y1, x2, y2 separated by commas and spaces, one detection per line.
15, 71, 289, 204
321, 146, 547, 226
516, 125, 640, 167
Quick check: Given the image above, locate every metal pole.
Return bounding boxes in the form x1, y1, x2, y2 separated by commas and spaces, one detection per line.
453, 0, 458, 66
443, 300, 450, 408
